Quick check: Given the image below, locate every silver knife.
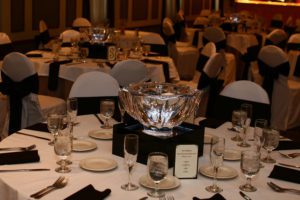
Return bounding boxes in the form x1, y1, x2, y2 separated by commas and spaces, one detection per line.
278, 162, 300, 169
0, 168, 50, 172
15, 132, 51, 141
240, 191, 251, 200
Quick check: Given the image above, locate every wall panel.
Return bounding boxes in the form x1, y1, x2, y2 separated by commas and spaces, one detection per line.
66, 0, 77, 27
11, 0, 25, 32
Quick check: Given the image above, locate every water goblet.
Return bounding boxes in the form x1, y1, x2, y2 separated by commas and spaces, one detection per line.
67, 98, 78, 126
240, 150, 260, 192
121, 134, 139, 191
143, 45, 151, 56
54, 124, 72, 173
237, 103, 252, 147
47, 114, 62, 145
231, 110, 245, 141
205, 137, 225, 193
147, 152, 168, 198
261, 128, 280, 163
254, 119, 267, 167
100, 99, 115, 129
79, 47, 89, 62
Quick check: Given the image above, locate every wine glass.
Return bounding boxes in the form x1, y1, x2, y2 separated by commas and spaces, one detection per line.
147, 152, 168, 198
47, 114, 62, 145
121, 134, 139, 191
231, 110, 245, 141
206, 137, 225, 193
143, 45, 151, 57
54, 122, 72, 173
67, 98, 78, 126
261, 128, 280, 163
240, 150, 260, 192
254, 119, 267, 167
79, 47, 89, 63
237, 103, 252, 147
100, 99, 115, 129
52, 39, 61, 61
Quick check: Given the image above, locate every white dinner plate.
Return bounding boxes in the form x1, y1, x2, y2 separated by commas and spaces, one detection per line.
224, 149, 241, 161
88, 129, 113, 140
199, 165, 238, 179
204, 133, 218, 144
79, 157, 118, 172
139, 174, 180, 190
72, 140, 97, 152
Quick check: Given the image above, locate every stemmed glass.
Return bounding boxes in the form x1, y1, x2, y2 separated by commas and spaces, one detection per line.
47, 114, 62, 145
100, 99, 115, 129
79, 47, 89, 63
240, 150, 260, 192
237, 103, 252, 147
261, 128, 280, 163
54, 120, 72, 173
147, 152, 168, 198
205, 137, 225, 193
254, 119, 267, 168
67, 98, 78, 138
121, 134, 139, 191
231, 110, 245, 141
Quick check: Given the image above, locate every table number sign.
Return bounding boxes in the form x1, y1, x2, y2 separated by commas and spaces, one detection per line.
174, 144, 198, 179
107, 46, 116, 61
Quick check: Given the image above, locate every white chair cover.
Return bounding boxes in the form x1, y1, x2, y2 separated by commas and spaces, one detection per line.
201, 42, 216, 58
1, 52, 66, 138
0, 32, 11, 44
220, 80, 270, 104
139, 32, 165, 45
69, 71, 119, 98
110, 60, 148, 87
203, 53, 226, 78
200, 9, 211, 17
193, 17, 209, 27
258, 45, 300, 130
287, 33, 300, 45
72, 17, 92, 28
59, 29, 81, 43
203, 27, 226, 43
265, 29, 288, 46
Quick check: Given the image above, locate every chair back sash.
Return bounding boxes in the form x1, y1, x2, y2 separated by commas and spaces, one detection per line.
48, 60, 72, 91
0, 43, 14, 60
287, 43, 300, 51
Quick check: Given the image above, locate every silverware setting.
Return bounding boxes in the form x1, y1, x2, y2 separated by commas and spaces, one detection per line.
15, 132, 51, 141
267, 181, 300, 194
0, 168, 50, 172
94, 114, 104, 125
279, 151, 300, 159
239, 191, 252, 200
0, 144, 36, 151
30, 176, 68, 199
278, 162, 300, 169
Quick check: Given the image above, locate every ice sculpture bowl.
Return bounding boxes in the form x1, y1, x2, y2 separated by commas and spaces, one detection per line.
119, 82, 202, 137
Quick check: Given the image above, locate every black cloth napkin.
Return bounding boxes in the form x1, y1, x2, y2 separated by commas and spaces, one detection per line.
48, 60, 72, 91
142, 59, 170, 82
0, 150, 40, 165
26, 123, 50, 133
193, 193, 226, 200
64, 184, 111, 200
268, 165, 300, 184
199, 118, 226, 129
277, 140, 300, 150
26, 53, 43, 58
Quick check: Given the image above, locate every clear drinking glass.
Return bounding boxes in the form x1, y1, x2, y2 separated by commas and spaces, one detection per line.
100, 99, 115, 129
67, 98, 78, 125
47, 114, 62, 145
143, 45, 151, 56
205, 137, 225, 193
147, 152, 168, 198
240, 150, 260, 192
261, 128, 280, 163
54, 123, 72, 173
121, 134, 139, 191
254, 119, 267, 167
231, 110, 245, 141
79, 47, 89, 62
237, 103, 252, 147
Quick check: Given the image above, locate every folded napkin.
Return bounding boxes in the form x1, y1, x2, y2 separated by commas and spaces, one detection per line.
268, 165, 300, 184
26, 123, 49, 133
64, 184, 111, 200
26, 53, 43, 58
193, 193, 226, 200
0, 150, 40, 165
48, 60, 72, 91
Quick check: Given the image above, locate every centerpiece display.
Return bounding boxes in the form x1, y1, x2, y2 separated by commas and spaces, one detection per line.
113, 82, 205, 167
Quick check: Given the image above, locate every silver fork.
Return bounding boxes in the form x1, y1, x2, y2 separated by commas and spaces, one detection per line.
30, 176, 68, 199
267, 182, 300, 194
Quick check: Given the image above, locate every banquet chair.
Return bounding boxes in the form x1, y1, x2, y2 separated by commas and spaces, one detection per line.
257, 45, 300, 130
269, 13, 283, 30
72, 17, 92, 30
69, 71, 121, 119
286, 33, 300, 51
210, 80, 270, 125
193, 17, 209, 29
162, 17, 199, 81
0, 52, 66, 138
202, 27, 227, 52
59, 29, 81, 46
196, 42, 217, 72
34, 20, 52, 50
197, 52, 226, 117
0, 32, 14, 60
265, 29, 288, 50
137, 31, 168, 56
110, 59, 148, 87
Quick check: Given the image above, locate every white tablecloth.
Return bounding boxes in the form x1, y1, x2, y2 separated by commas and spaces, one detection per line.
0, 116, 299, 200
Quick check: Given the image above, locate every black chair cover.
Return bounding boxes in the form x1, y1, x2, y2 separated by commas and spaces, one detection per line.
48, 60, 72, 91
210, 95, 271, 126
258, 59, 290, 100
0, 43, 14, 60
0, 72, 39, 134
